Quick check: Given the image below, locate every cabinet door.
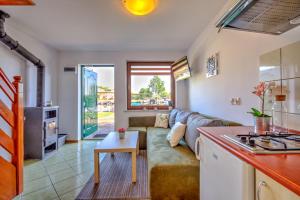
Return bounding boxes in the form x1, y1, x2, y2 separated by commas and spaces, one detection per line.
256, 170, 300, 200
200, 135, 254, 200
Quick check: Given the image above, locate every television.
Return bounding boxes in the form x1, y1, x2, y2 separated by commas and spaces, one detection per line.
171, 56, 191, 81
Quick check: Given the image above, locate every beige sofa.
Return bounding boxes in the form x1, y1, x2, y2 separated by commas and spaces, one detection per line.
128, 109, 241, 200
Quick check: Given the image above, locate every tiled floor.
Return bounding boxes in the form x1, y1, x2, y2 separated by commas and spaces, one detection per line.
14, 140, 105, 200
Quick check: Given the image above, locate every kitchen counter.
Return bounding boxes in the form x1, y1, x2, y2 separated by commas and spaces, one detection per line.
197, 126, 300, 196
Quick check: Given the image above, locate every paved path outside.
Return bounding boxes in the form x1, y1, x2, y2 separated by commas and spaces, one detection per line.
94, 113, 114, 138
84, 112, 114, 139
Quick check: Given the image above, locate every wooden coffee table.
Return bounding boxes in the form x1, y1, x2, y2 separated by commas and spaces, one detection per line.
94, 131, 139, 184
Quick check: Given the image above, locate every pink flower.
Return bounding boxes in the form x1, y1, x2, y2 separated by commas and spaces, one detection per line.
252, 82, 268, 97
249, 82, 270, 116
253, 90, 262, 97
118, 128, 126, 133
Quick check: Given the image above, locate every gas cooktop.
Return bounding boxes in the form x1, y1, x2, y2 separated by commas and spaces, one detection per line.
223, 132, 300, 154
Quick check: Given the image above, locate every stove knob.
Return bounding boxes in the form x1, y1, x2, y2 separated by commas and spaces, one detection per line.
240, 136, 247, 143
249, 139, 256, 147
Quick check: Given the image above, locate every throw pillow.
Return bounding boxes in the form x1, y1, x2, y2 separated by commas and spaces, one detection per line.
168, 108, 181, 128
154, 113, 169, 128
175, 110, 193, 124
185, 114, 223, 153
166, 122, 186, 147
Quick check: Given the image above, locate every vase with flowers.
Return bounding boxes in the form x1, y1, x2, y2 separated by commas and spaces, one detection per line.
248, 82, 271, 134
118, 128, 126, 139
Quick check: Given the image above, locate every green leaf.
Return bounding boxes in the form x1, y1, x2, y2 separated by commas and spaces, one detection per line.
250, 109, 258, 116
248, 108, 265, 117
247, 108, 269, 117
261, 114, 271, 117
251, 108, 261, 115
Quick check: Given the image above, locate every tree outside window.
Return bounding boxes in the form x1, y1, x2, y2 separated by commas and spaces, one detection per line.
127, 62, 175, 110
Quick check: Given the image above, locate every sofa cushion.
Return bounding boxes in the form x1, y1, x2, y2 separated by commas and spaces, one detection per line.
128, 116, 156, 127
221, 120, 243, 126
147, 127, 199, 200
127, 127, 147, 149
185, 114, 223, 153
175, 110, 192, 124
198, 113, 242, 126
154, 113, 169, 128
168, 108, 181, 128
166, 122, 186, 147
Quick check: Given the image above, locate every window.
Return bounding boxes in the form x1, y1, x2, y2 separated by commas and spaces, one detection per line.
127, 61, 175, 110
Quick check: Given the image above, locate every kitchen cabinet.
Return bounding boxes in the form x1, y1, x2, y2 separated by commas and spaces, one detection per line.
198, 134, 255, 200
256, 170, 300, 200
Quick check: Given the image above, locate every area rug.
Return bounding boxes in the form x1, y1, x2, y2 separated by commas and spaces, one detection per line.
76, 150, 150, 200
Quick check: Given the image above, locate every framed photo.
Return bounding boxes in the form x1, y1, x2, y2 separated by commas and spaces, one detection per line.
206, 53, 219, 78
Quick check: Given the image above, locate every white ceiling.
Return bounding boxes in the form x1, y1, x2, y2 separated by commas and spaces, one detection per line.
2, 0, 227, 51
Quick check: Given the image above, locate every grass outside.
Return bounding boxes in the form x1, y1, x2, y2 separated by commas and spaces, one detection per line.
98, 112, 114, 118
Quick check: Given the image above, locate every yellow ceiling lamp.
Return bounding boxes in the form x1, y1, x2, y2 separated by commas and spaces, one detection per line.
123, 0, 158, 16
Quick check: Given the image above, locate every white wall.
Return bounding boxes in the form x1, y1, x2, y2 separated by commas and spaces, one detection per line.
187, 1, 300, 125
0, 44, 26, 161
58, 50, 185, 140
0, 22, 59, 106
0, 22, 58, 161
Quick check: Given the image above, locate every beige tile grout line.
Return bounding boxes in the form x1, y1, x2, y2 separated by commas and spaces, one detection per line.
20, 141, 104, 200
46, 175, 61, 200
48, 144, 105, 199
22, 152, 79, 198
45, 148, 91, 200
41, 161, 61, 200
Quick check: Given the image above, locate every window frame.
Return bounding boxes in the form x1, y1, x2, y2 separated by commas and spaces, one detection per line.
127, 61, 175, 110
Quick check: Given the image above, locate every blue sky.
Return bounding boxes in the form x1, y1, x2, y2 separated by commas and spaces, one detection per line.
89, 67, 114, 89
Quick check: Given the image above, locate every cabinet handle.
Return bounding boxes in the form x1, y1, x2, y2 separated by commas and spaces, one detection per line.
43, 121, 46, 146
257, 181, 267, 200
195, 137, 202, 160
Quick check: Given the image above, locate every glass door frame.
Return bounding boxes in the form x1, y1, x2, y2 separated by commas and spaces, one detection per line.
79, 64, 115, 140
81, 66, 98, 139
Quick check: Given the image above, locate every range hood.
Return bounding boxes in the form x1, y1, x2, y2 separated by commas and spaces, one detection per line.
216, 0, 300, 35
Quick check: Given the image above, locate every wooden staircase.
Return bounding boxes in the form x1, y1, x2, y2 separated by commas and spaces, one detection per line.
0, 67, 24, 200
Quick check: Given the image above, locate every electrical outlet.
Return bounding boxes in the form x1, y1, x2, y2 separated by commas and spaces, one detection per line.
231, 98, 241, 105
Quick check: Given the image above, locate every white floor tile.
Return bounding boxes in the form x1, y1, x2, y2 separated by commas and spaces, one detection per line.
22, 141, 100, 199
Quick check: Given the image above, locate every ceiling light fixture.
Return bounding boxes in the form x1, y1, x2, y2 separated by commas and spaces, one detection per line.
122, 0, 158, 16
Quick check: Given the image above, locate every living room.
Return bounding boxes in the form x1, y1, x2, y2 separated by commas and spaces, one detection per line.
0, 0, 300, 200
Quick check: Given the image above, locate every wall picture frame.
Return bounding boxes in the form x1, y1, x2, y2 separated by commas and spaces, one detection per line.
206, 53, 219, 78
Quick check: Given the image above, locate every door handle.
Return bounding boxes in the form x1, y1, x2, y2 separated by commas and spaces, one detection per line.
212, 153, 218, 160
195, 137, 202, 160
257, 181, 267, 200
43, 121, 46, 146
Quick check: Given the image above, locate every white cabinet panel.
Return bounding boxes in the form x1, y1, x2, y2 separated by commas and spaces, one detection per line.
256, 170, 300, 200
200, 134, 254, 200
